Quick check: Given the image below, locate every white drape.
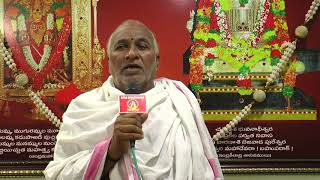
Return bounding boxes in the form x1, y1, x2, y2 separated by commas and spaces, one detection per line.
44, 76, 223, 180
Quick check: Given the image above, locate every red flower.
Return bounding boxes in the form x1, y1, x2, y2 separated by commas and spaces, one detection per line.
6, 7, 20, 18
243, 79, 252, 88
264, 17, 275, 29
190, 64, 203, 84
194, 40, 206, 46
207, 53, 216, 59
269, 39, 281, 45
55, 7, 68, 17
210, 14, 219, 30
203, 0, 212, 8
236, 78, 252, 88
198, 0, 204, 8
271, 49, 281, 57
207, 40, 216, 48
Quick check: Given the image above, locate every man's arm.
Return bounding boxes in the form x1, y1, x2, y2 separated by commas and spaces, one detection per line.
100, 141, 122, 180
100, 113, 148, 179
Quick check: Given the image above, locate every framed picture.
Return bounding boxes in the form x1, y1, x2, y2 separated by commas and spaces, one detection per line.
0, 0, 95, 177
186, 0, 320, 174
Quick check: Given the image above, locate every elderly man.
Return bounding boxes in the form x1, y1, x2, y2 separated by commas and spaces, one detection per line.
44, 20, 223, 180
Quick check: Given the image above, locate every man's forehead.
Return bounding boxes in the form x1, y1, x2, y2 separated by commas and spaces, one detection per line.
112, 24, 153, 43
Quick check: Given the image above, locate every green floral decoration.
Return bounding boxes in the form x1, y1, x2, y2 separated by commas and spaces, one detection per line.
51, 2, 66, 11
270, 0, 286, 16
238, 88, 253, 95
282, 85, 294, 97
239, 65, 250, 74
191, 84, 203, 91
197, 16, 210, 24
220, 0, 232, 11
239, 0, 249, 6
271, 57, 280, 66
13, 3, 29, 18
193, 31, 222, 42
209, 29, 218, 34
262, 29, 277, 41
205, 58, 215, 66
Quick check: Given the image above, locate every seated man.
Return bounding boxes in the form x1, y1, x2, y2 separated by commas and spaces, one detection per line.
44, 20, 223, 180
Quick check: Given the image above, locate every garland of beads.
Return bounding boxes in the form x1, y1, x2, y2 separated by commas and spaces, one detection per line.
212, 0, 319, 143
0, 38, 17, 72
0, 32, 62, 128
43, 83, 65, 89
305, 0, 320, 23
28, 89, 61, 128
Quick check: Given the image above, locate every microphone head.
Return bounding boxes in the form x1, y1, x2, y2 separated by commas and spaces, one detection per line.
124, 83, 141, 94
124, 83, 142, 148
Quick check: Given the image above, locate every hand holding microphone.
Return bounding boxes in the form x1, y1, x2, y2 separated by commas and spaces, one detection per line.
108, 84, 148, 161
109, 113, 147, 160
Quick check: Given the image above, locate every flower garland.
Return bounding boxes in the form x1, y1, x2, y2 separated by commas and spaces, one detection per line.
213, 0, 232, 47
211, 0, 319, 142
17, 13, 54, 71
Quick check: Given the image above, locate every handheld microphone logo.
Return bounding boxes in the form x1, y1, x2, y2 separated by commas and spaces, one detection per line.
119, 83, 147, 148
119, 84, 147, 113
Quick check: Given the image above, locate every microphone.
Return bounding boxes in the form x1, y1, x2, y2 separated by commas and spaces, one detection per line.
123, 83, 142, 148
124, 83, 141, 94
122, 83, 144, 180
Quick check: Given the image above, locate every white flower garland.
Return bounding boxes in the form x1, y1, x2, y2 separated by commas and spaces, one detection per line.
214, 0, 232, 46
17, 13, 54, 71
252, 0, 270, 47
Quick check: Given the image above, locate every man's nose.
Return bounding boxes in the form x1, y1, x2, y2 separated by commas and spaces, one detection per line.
125, 46, 138, 60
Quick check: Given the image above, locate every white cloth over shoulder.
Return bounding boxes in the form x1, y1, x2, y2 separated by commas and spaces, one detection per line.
44, 76, 223, 180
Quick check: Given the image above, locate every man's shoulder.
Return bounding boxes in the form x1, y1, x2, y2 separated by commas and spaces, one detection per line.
73, 86, 102, 102
155, 77, 187, 86
155, 77, 190, 91
67, 86, 105, 110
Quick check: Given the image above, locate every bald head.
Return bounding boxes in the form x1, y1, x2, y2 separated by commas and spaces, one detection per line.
107, 20, 159, 57
106, 19, 160, 93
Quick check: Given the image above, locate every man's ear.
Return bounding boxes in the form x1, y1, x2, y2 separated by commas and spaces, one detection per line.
107, 57, 112, 74
155, 55, 160, 70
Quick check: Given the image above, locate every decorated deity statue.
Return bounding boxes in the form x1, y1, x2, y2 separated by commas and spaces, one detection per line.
4, 0, 72, 90
186, 0, 316, 120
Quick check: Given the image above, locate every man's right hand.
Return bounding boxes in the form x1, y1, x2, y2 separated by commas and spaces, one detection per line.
108, 113, 148, 160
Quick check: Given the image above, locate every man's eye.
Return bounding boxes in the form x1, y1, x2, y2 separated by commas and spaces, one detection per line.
115, 44, 127, 50
137, 44, 149, 50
